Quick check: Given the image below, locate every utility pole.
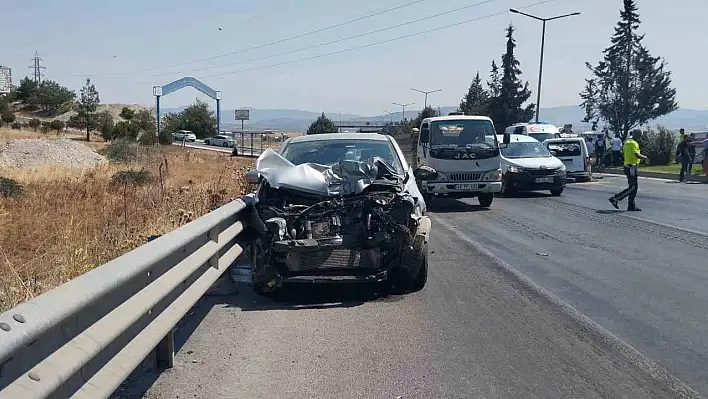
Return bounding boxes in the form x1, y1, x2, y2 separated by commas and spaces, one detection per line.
392, 102, 414, 122
28, 51, 46, 83
411, 88, 441, 109
510, 9, 580, 123
383, 109, 393, 123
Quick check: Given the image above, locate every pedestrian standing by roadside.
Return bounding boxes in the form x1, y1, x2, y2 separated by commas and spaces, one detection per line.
595, 134, 606, 167
687, 133, 696, 175
611, 134, 623, 166
677, 134, 692, 182
609, 130, 649, 211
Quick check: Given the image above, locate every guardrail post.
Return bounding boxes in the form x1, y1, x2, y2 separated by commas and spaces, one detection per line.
155, 329, 175, 370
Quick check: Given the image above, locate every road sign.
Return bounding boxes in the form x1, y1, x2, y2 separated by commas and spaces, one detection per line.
235, 109, 250, 121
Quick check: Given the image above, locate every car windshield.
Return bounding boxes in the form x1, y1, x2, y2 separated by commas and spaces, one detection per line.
501, 142, 552, 159
429, 120, 498, 148
280, 139, 404, 174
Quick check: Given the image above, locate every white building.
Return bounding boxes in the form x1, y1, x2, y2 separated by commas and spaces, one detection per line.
0, 66, 12, 94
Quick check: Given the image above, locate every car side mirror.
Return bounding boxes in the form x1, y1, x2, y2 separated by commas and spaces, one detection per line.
503, 132, 511, 145
413, 165, 438, 181
420, 127, 430, 144
245, 170, 260, 184
550, 150, 557, 156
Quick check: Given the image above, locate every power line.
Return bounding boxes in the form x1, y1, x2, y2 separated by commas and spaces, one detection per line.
195, 0, 561, 80
144, 0, 502, 78
78, 0, 428, 78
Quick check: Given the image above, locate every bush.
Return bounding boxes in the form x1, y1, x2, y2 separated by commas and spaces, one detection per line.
11, 122, 21, 130
104, 139, 137, 163
0, 177, 23, 198
49, 119, 65, 133
110, 170, 152, 186
28, 118, 41, 131
639, 125, 676, 166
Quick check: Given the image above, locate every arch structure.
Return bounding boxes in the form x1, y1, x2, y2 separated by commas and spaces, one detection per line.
153, 77, 222, 141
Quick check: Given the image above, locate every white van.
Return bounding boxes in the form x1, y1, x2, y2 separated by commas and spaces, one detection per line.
543, 137, 592, 182
504, 122, 561, 143
496, 134, 567, 196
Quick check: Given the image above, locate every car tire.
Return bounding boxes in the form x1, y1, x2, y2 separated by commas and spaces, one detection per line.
205, 140, 210, 145
411, 246, 428, 292
222, 142, 229, 147
550, 187, 564, 196
499, 175, 514, 197
478, 193, 493, 207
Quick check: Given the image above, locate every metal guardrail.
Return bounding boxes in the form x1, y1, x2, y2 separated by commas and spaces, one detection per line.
0, 196, 259, 398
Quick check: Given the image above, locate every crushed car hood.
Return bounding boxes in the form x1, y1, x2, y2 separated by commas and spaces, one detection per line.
254, 148, 403, 196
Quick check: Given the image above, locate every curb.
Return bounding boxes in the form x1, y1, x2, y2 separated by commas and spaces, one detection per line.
597, 168, 707, 183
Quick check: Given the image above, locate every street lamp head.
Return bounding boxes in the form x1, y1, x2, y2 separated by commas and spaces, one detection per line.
509, 8, 520, 13
570, 12, 581, 16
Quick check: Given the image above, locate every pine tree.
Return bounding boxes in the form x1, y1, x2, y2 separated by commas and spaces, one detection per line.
77, 78, 100, 141
307, 113, 338, 135
459, 72, 489, 116
487, 25, 535, 133
487, 61, 501, 98
580, 0, 676, 139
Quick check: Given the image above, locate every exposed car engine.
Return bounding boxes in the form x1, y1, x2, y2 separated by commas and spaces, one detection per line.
251, 181, 426, 293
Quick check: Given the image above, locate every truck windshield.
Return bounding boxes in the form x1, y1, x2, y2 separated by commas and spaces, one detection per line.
429, 120, 498, 148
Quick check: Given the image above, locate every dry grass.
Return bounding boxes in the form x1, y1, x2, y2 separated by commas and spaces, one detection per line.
0, 144, 253, 311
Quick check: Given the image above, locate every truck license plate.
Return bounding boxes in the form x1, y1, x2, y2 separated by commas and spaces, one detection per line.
455, 184, 479, 190
535, 177, 554, 183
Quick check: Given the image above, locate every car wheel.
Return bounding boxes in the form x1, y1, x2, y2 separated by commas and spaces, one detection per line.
478, 193, 493, 207
550, 187, 564, 196
411, 245, 428, 292
205, 140, 210, 145
499, 175, 514, 197
222, 142, 229, 147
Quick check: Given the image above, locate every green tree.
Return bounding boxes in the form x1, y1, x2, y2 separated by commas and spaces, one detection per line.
160, 112, 182, 135
459, 72, 489, 116
487, 60, 501, 98
307, 112, 338, 135
13, 77, 38, 106
28, 118, 41, 131
119, 106, 136, 121
49, 119, 65, 133
180, 99, 216, 138
580, 0, 677, 139
34, 80, 76, 114
96, 111, 115, 141
0, 97, 14, 126
579, 78, 600, 127
111, 120, 140, 141
411, 106, 438, 130
77, 78, 100, 141
487, 24, 535, 133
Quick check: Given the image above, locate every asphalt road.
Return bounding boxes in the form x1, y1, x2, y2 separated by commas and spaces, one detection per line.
113, 175, 707, 399
172, 140, 264, 157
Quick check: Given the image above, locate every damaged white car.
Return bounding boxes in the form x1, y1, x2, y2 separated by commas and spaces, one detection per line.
244, 133, 432, 295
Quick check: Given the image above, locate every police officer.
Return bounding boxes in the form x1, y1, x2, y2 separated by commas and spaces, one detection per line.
609, 130, 649, 212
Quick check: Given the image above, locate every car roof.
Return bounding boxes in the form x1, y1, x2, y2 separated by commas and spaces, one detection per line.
422, 115, 493, 123
544, 137, 584, 143
496, 134, 540, 143
287, 133, 391, 143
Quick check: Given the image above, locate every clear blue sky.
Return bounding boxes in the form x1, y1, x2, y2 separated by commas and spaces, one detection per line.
2, 0, 705, 115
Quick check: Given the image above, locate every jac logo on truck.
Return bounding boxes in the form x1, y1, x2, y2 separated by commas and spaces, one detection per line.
454, 151, 476, 159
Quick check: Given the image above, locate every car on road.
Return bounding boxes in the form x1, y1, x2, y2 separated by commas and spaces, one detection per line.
173, 130, 196, 142
204, 134, 235, 147
497, 134, 567, 196
245, 133, 431, 296
543, 137, 592, 182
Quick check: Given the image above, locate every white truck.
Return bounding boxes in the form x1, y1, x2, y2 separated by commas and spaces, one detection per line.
413, 114, 503, 207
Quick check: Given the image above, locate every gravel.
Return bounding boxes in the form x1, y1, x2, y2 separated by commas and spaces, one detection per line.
0, 139, 107, 169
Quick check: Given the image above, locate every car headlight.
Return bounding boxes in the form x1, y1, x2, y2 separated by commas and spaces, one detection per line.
483, 169, 502, 181
507, 165, 523, 173
557, 164, 566, 172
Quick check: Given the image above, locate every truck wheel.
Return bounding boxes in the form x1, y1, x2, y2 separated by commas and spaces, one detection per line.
478, 193, 493, 207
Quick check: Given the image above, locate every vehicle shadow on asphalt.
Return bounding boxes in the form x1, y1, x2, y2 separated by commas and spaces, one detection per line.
221, 282, 403, 312
427, 198, 491, 213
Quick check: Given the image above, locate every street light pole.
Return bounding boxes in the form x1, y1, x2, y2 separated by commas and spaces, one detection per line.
392, 102, 414, 122
510, 9, 580, 123
383, 109, 393, 123
411, 88, 441, 109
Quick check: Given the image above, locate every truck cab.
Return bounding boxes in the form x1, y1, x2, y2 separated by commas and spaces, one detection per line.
413, 115, 502, 207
